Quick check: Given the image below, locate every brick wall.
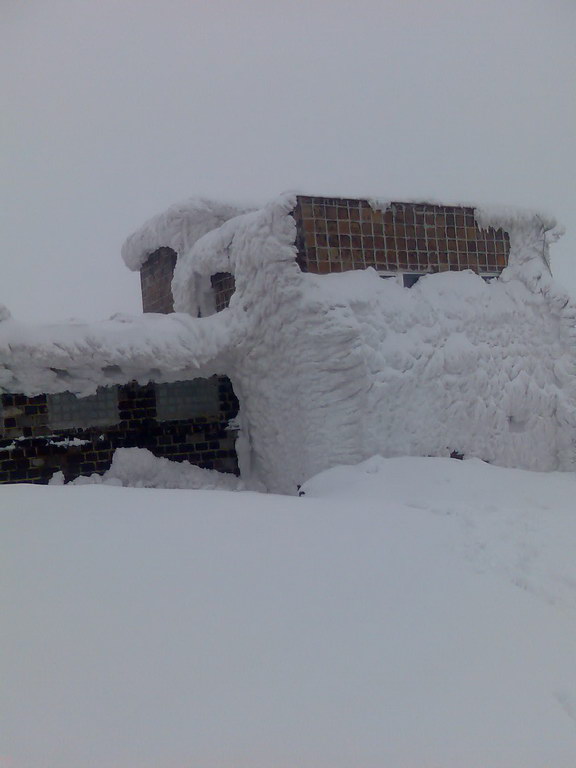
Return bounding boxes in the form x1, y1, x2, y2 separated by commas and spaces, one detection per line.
140, 249, 236, 315
134, 246, 241, 487
0, 378, 239, 484
140, 247, 177, 313
292, 195, 510, 276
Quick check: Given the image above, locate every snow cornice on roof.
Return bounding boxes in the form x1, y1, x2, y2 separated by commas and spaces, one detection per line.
0, 312, 233, 397
122, 193, 563, 274
121, 197, 253, 272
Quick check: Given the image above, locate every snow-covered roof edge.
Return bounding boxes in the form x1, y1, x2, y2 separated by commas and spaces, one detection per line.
123, 193, 563, 274
0, 312, 234, 397
171, 193, 298, 314
121, 197, 255, 271
474, 206, 563, 242
369, 197, 563, 240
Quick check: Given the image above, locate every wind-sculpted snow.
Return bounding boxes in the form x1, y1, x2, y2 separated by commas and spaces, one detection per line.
1, 195, 574, 491
0, 311, 233, 396
172, 197, 576, 491
121, 197, 251, 271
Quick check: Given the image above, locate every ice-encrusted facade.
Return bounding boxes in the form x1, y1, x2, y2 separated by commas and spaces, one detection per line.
0, 194, 574, 492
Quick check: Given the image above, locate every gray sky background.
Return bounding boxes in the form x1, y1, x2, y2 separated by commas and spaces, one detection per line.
2, 0, 575, 323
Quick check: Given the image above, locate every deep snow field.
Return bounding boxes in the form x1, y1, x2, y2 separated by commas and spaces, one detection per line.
3, 455, 576, 768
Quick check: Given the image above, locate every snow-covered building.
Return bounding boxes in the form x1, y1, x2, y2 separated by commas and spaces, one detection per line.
1, 194, 574, 492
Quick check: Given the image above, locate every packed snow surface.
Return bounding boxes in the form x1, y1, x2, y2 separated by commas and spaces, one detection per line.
3, 456, 576, 767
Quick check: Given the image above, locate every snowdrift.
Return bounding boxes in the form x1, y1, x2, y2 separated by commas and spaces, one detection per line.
3, 456, 576, 767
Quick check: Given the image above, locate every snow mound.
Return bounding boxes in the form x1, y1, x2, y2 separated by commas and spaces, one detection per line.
50, 447, 244, 491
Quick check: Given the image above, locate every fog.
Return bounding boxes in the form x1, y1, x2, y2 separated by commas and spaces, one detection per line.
2, 0, 575, 322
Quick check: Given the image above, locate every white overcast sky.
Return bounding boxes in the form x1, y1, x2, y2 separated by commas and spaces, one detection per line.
2, 0, 575, 322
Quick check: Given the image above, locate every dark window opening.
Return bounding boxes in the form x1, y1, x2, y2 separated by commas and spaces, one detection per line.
47, 387, 119, 430
403, 273, 424, 288
155, 379, 219, 421
211, 272, 236, 312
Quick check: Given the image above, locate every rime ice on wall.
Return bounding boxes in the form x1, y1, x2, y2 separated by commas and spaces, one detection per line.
165, 195, 573, 492
0, 311, 236, 396
121, 197, 251, 272
0, 194, 573, 493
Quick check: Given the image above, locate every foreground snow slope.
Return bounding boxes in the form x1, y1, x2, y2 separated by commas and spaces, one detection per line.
3, 457, 576, 768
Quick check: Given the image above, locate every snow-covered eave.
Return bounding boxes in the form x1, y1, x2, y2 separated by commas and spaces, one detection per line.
178, 210, 259, 276
474, 206, 562, 242
0, 312, 231, 397
121, 197, 255, 272
124, 192, 563, 288
176, 193, 298, 273
171, 194, 299, 312
368, 197, 562, 240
